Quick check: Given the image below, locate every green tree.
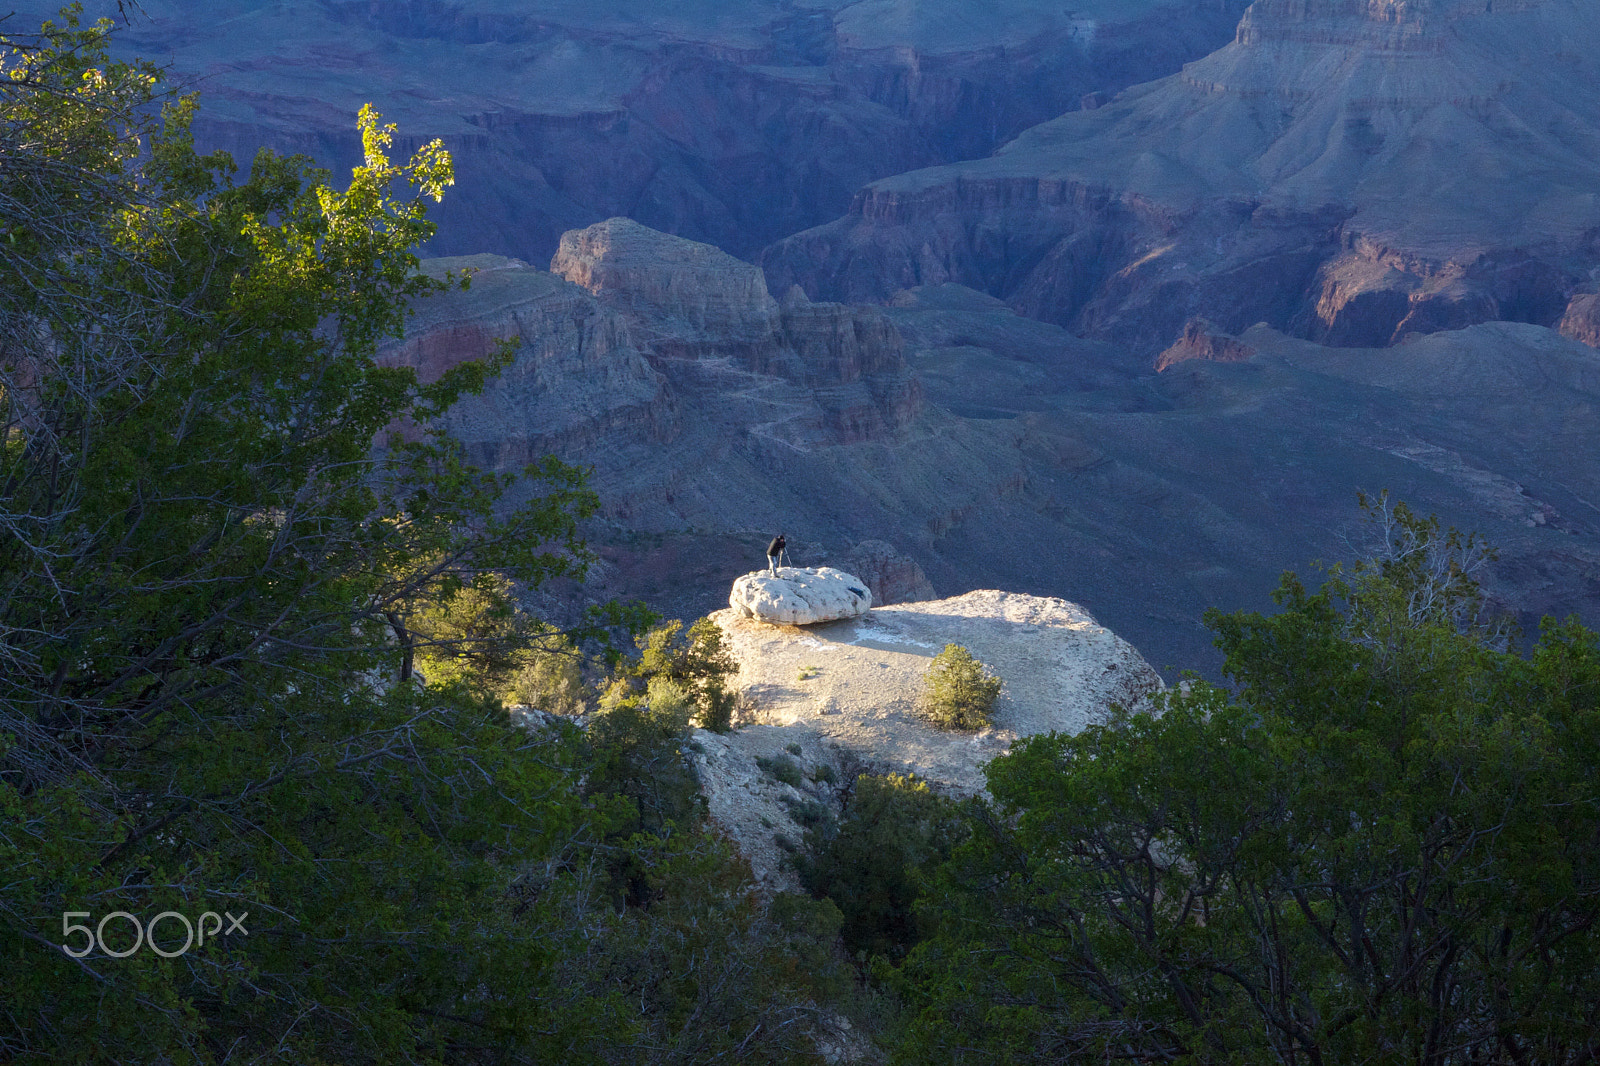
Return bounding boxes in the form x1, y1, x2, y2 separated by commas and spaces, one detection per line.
920, 643, 1001, 730
0, 13, 829, 1063
615, 616, 740, 732
797, 773, 965, 962
405, 567, 606, 714
891, 502, 1600, 1064
500, 622, 593, 715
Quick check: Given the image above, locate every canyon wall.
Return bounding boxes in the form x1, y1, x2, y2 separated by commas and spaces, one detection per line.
765, 0, 1600, 354
29, 0, 1249, 260
385, 234, 1600, 677
377, 222, 1026, 602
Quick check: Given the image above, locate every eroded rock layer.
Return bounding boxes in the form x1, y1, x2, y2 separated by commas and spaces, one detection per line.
766, 0, 1600, 353
29, 0, 1250, 259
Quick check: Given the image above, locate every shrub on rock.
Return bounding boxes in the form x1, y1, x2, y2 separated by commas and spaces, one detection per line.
921, 643, 1001, 730
502, 626, 591, 715
613, 616, 738, 732
757, 753, 804, 788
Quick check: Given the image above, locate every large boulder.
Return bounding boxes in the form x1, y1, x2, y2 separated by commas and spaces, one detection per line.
729, 567, 872, 625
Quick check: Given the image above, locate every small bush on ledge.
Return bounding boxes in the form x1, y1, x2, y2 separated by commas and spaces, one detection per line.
757, 753, 804, 788
921, 643, 1001, 730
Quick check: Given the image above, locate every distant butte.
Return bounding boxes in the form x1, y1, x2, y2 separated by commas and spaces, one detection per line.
765, 0, 1600, 354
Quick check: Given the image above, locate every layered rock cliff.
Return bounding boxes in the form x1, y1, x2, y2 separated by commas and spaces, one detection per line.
766, 0, 1600, 353
1154, 319, 1257, 371
32, 0, 1249, 260
379, 222, 1026, 626
379, 253, 676, 459
547, 218, 924, 445
390, 229, 1600, 677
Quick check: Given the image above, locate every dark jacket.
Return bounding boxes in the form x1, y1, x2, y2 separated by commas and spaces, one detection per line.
767, 536, 786, 557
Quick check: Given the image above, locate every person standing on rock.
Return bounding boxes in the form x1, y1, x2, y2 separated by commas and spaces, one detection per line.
767, 534, 787, 576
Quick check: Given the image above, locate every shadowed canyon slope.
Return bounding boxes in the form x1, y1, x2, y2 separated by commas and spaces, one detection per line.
26, 0, 1249, 260
766, 0, 1600, 353
387, 221, 1600, 675
377, 220, 1031, 623
25, 2, 1600, 673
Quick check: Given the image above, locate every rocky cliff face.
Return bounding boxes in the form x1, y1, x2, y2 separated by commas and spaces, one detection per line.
546, 218, 924, 444
379, 223, 1025, 617
1154, 319, 1257, 371
393, 228, 1600, 681
766, 0, 1600, 353
382, 221, 929, 464
30, 0, 1249, 260
1557, 293, 1600, 349
552, 220, 782, 352
838, 540, 937, 605
377, 253, 677, 461
692, 592, 1163, 889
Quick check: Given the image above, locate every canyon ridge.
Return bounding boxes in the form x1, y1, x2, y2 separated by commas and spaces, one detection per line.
766, 0, 1600, 355
24, 0, 1600, 674
15, 0, 1250, 259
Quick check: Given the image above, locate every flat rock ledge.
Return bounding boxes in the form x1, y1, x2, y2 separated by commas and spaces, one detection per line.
729, 566, 872, 625
692, 590, 1162, 890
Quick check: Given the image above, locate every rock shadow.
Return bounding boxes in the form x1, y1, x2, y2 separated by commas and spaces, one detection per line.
783, 613, 943, 657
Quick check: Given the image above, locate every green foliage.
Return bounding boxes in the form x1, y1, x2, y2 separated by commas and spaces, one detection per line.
501, 625, 591, 715
920, 643, 1001, 730
758, 753, 805, 788
890, 503, 1600, 1064
783, 797, 833, 829
646, 674, 693, 720
533, 828, 859, 1064
618, 616, 739, 732
586, 681, 703, 848
798, 773, 965, 963
406, 568, 540, 692
0, 16, 842, 1063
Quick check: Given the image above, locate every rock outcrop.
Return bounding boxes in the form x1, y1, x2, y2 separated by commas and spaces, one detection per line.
377, 254, 675, 458
553, 219, 781, 352
838, 540, 937, 606
548, 219, 923, 444
1155, 319, 1258, 372
1557, 293, 1600, 349
729, 567, 873, 625
691, 591, 1162, 888
380, 221, 934, 472
766, 0, 1600, 354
